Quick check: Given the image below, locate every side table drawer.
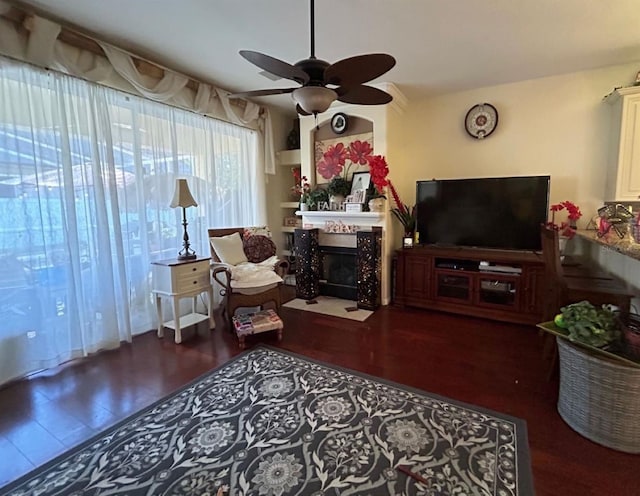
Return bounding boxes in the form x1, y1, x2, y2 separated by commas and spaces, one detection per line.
175, 272, 210, 292
173, 260, 209, 278
152, 258, 212, 295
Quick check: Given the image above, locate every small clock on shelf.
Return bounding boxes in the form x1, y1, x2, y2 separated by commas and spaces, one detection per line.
464, 103, 498, 139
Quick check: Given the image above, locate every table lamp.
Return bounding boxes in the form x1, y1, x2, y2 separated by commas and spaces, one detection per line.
170, 178, 198, 260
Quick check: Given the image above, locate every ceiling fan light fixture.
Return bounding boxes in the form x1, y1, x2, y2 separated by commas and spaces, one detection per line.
292, 86, 338, 114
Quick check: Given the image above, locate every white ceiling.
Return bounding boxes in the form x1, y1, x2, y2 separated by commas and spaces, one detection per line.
17, 0, 640, 116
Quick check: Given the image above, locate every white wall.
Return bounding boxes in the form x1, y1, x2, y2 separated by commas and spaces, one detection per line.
265, 110, 295, 254
392, 61, 640, 301
394, 61, 640, 225
264, 62, 640, 300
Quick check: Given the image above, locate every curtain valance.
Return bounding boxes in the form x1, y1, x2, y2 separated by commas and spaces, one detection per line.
0, 10, 276, 174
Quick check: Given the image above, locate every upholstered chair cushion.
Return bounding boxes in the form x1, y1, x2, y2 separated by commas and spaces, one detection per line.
243, 234, 277, 263
209, 232, 248, 266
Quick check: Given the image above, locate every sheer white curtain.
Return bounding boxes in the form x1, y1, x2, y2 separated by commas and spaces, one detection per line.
0, 57, 262, 385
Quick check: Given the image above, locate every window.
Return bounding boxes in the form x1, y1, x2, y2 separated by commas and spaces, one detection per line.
0, 58, 262, 384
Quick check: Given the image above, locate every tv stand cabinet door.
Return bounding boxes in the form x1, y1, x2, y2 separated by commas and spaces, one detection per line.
435, 271, 473, 303
399, 252, 433, 301
474, 274, 520, 311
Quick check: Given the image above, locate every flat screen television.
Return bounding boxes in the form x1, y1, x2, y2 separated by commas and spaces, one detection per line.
416, 176, 550, 251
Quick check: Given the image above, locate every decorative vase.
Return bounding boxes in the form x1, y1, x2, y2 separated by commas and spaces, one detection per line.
558, 235, 569, 255
368, 197, 385, 212
299, 202, 308, 211
402, 232, 414, 248
286, 119, 300, 150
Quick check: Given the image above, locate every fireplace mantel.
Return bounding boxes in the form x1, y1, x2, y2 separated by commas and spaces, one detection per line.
297, 210, 385, 248
296, 210, 384, 227
297, 90, 408, 306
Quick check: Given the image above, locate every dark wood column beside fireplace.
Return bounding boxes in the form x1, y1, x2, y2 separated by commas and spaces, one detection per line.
294, 228, 382, 310
394, 245, 546, 324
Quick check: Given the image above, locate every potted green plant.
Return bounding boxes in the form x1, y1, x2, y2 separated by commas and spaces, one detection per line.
308, 187, 329, 211
327, 176, 351, 207
388, 181, 416, 244
559, 300, 620, 348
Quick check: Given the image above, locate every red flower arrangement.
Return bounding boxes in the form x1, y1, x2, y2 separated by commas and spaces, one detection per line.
389, 181, 416, 232
291, 168, 310, 202
367, 155, 390, 197
547, 200, 582, 238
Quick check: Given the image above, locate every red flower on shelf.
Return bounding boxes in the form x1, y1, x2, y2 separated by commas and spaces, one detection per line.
389, 181, 416, 232
368, 155, 390, 196
347, 140, 373, 165
547, 200, 582, 239
291, 169, 310, 202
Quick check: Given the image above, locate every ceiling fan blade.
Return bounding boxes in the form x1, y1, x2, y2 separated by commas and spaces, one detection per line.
239, 50, 310, 84
324, 54, 396, 86
296, 104, 311, 116
336, 85, 393, 105
228, 88, 297, 98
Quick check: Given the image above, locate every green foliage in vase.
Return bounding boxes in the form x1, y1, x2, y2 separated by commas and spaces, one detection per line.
560, 300, 620, 348
327, 176, 351, 198
308, 187, 329, 210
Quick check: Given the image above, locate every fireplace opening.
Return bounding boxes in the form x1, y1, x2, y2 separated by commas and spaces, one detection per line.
319, 246, 357, 300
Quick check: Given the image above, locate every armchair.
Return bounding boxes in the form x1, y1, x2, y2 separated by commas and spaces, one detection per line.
208, 227, 289, 327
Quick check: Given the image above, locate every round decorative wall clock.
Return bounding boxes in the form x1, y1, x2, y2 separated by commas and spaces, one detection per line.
330, 112, 348, 134
464, 103, 498, 139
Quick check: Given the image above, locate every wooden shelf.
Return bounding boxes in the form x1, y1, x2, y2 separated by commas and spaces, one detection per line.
276, 149, 301, 166
163, 312, 209, 331
282, 226, 296, 233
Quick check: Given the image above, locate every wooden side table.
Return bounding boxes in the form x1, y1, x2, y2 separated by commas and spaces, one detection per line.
151, 257, 214, 344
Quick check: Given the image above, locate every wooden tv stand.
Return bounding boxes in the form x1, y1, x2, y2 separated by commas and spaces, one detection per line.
394, 245, 545, 325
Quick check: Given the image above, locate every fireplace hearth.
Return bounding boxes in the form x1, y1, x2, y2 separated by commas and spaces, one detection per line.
319, 246, 357, 300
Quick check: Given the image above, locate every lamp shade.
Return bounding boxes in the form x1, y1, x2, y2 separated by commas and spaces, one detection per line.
292, 87, 338, 114
170, 179, 198, 208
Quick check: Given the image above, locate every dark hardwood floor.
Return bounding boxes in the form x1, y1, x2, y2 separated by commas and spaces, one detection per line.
0, 302, 637, 495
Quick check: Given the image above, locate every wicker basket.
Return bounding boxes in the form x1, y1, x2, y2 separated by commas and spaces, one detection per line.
621, 313, 640, 359
557, 337, 640, 453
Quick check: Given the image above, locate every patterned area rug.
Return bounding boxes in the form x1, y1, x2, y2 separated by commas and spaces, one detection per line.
0, 347, 533, 496
283, 296, 373, 321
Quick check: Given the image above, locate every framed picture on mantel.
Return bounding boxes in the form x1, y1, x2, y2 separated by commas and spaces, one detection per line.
350, 171, 371, 198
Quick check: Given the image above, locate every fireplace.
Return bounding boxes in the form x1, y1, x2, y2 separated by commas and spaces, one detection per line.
319, 246, 357, 300
294, 227, 382, 310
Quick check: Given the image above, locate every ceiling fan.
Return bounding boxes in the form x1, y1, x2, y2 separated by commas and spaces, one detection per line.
229, 0, 396, 116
